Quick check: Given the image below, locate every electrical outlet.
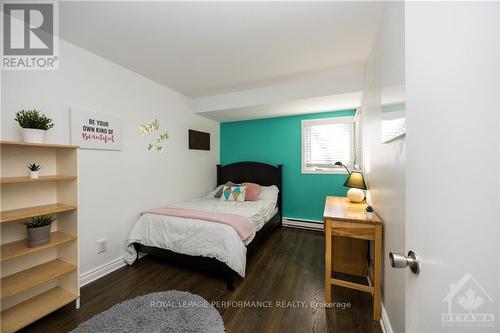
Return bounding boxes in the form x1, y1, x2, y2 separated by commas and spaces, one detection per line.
97, 238, 107, 254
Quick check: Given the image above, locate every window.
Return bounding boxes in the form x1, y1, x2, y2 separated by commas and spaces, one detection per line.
301, 116, 354, 174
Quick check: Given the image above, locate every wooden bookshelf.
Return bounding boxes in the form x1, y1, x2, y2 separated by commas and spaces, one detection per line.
0, 141, 79, 330
0, 203, 77, 223
0, 175, 77, 184
1, 259, 76, 299
1, 287, 77, 333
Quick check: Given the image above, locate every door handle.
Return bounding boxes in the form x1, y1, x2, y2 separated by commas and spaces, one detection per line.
389, 251, 421, 274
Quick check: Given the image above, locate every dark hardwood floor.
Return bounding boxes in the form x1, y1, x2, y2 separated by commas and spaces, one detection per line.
21, 228, 382, 333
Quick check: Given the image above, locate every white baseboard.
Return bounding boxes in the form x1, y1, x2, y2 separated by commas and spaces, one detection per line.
282, 217, 323, 231
80, 256, 127, 287
380, 302, 394, 333
80, 253, 148, 287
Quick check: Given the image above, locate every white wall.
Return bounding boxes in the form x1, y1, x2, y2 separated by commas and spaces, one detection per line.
405, 2, 499, 331
1, 40, 220, 275
361, 2, 406, 332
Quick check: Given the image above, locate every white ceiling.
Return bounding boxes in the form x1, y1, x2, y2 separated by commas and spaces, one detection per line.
60, 1, 384, 98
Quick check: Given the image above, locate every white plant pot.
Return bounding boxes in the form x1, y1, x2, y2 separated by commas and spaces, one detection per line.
21, 128, 46, 143
30, 171, 39, 179
366, 212, 374, 219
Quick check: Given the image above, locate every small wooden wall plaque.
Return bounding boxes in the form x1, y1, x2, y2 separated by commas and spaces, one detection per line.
188, 129, 210, 150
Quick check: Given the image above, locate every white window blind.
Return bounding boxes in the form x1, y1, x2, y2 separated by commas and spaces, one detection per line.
353, 108, 363, 169
302, 116, 354, 174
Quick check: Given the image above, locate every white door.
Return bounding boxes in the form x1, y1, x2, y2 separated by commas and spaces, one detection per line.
403, 2, 500, 332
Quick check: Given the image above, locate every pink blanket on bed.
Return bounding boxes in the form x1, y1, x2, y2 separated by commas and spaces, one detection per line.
140, 207, 253, 240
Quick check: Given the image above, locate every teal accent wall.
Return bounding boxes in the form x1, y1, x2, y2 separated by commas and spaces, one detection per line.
220, 109, 356, 222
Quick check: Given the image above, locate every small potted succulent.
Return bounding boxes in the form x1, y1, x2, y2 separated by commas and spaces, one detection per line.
14, 109, 54, 143
28, 163, 41, 179
25, 215, 55, 247
366, 205, 375, 218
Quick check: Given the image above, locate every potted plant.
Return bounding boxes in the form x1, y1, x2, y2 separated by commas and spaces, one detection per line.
366, 205, 375, 218
28, 163, 41, 179
14, 109, 54, 143
25, 215, 55, 247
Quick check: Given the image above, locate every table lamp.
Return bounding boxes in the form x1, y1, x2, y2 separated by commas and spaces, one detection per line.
334, 161, 367, 203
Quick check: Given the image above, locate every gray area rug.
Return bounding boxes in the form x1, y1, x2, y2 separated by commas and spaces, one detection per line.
71, 290, 225, 333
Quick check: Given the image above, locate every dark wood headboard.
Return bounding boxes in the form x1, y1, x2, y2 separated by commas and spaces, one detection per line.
217, 162, 282, 216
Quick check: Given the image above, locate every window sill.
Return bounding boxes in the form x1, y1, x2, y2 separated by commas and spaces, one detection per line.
301, 168, 348, 175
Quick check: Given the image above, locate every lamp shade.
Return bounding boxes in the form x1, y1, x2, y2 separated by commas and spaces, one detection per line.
343, 171, 367, 190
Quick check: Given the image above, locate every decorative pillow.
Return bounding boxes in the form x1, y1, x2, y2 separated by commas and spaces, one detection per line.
214, 182, 236, 198
220, 185, 247, 202
241, 182, 261, 201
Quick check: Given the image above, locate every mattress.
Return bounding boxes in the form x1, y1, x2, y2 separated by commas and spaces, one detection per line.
124, 186, 279, 277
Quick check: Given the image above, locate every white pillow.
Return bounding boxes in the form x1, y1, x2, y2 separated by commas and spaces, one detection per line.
207, 185, 224, 198
258, 185, 279, 203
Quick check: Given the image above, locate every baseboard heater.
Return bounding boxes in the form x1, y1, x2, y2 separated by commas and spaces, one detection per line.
282, 218, 323, 231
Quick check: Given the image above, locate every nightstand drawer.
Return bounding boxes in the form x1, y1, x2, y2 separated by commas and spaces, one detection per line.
329, 220, 375, 241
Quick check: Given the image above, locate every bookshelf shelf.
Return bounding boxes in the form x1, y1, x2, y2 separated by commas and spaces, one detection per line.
0, 203, 77, 223
0, 175, 77, 184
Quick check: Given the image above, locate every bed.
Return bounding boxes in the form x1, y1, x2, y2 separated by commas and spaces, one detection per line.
125, 162, 282, 290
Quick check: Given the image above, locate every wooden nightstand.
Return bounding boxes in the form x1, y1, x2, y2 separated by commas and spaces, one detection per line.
323, 196, 383, 321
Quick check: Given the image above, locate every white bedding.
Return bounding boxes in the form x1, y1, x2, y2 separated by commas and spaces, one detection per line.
124, 186, 278, 277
